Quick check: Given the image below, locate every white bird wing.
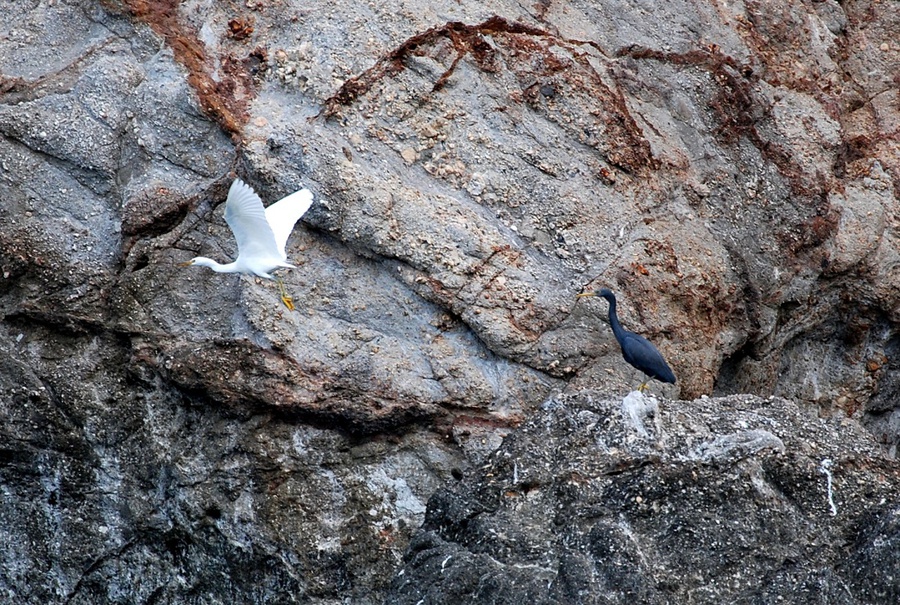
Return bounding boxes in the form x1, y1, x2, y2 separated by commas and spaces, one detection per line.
224, 178, 281, 261
264, 188, 314, 255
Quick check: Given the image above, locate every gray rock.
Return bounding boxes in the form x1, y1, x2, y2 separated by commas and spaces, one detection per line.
388, 392, 900, 604
1, 0, 899, 603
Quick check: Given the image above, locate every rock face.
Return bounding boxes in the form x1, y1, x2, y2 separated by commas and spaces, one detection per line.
0, 0, 899, 603
388, 392, 900, 604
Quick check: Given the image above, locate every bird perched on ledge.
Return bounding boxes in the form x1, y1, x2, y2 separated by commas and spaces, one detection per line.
577, 288, 676, 392
180, 178, 313, 310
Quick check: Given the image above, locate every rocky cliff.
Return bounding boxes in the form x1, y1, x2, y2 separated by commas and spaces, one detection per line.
0, 0, 898, 603
389, 392, 900, 604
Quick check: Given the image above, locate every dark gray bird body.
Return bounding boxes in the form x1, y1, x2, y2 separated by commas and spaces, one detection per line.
581, 288, 676, 387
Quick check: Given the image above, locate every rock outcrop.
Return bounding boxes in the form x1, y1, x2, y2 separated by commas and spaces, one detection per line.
0, 0, 898, 603
389, 392, 900, 604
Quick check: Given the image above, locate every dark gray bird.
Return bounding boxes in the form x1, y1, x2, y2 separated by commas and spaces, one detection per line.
578, 288, 676, 391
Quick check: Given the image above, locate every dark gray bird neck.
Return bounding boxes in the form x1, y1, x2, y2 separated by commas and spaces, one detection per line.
599, 289, 627, 341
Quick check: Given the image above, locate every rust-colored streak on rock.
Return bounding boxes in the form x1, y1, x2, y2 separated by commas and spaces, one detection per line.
227, 16, 255, 41
618, 45, 829, 196
433, 412, 524, 439
0, 75, 28, 95
321, 16, 554, 116
320, 16, 656, 172
779, 208, 840, 258
150, 340, 441, 434
122, 0, 250, 136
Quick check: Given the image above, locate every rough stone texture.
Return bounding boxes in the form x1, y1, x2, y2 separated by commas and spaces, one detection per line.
0, 322, 459, 603
388, 392, 900, 604
0, 0, 899, 603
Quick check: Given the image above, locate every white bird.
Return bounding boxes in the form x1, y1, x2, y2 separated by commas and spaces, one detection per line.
181, 178, 314, 310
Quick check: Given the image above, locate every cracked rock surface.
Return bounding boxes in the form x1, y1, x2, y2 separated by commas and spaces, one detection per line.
1, 0, 899, 603
389, 392, 900, 604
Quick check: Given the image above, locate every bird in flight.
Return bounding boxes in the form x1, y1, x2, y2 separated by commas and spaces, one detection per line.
577, 288, 676, 392
181, 178, 313, 310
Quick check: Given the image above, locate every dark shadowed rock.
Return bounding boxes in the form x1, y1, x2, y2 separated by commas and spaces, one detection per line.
388, 392, 900, 604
